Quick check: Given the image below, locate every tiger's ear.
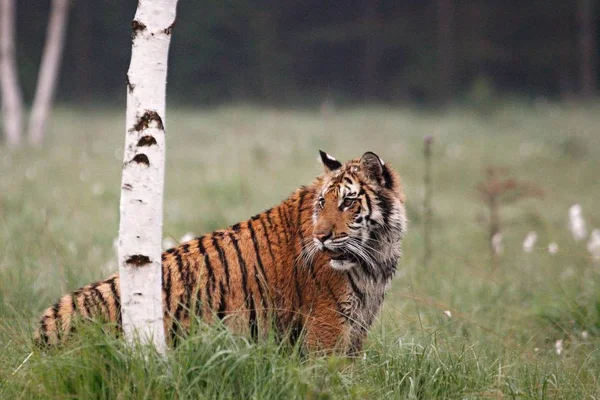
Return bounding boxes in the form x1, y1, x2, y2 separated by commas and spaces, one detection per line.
319, 150, 342, 173
360, 151, 386, 185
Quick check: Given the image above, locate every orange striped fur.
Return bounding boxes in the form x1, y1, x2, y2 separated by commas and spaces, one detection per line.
35, 151, 406, 354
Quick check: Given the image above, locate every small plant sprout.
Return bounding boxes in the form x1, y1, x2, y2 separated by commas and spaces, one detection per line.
523, 231, 538, 253
423, 135, 434, 267
568, 204, 587, 241
477, 167, 543, 265
548, 242, 559, 255
587, 229, 600, 262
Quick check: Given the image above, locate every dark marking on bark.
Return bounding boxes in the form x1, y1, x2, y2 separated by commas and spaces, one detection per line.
132, 20, 146, 31
131, 20, 146, 39
137, 135, 157, 147
126, 254, 151, 267
163, 21, 175, 35
132, 110, 164, 132
122, 183, 133, 191
131, 153, 150, 166
126, 75, 135, 93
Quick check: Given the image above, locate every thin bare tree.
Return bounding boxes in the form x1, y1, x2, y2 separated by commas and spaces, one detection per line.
361, 0, 380, 101
578, 0, 596, 98
437, 0, 455, 103
0, 0, 23, 147
27, 0, 71, 146
117, 0, 179, 353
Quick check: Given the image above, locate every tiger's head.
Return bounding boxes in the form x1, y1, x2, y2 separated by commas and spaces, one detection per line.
310, 150, 406, 278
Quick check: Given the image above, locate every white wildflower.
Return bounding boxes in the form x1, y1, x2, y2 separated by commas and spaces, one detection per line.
523, 231, 538, 253
569, 204, 587, 241
492, 233, 504, 256
534, 347, 540, 353
581, 331, 589, 340
519, 142, 535, 157
79, 170, 90, 183
92, 182, 104, 197
548, 242, 558, 255
25, 166, 37, 181
102, 260, 118, 275
162, 237, 177, 250
68, 242, 77, 255
446, 143, 464, 160
180, 232, 196, 243
555, 339, 563, 355
587, 229, 600, 262
90, 245, 102, 260
560, 266, 575, 280
443, 310, 452, 318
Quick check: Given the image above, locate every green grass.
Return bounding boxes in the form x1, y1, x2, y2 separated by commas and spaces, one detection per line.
1, 103, 600, 398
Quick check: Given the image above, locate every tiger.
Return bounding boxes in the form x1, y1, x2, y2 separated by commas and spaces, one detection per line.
35, 150, 407, 355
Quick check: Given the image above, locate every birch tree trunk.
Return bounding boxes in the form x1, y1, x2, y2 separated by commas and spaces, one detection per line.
27, 0, 70, 146
118, 0, 178, 353
0, 0, 23, 147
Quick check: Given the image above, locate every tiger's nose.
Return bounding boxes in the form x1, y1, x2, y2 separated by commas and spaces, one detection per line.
314, 231, 333, 243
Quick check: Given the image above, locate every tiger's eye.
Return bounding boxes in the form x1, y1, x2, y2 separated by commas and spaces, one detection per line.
343, 198, 355, 208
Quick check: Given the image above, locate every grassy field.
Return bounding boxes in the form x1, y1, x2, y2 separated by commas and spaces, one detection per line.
1, 103, 599, 398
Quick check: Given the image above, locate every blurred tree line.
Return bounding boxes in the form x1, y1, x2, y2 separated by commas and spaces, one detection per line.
15, 0, 598, 106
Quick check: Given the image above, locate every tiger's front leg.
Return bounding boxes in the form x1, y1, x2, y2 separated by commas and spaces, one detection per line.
303, 302, 352, 355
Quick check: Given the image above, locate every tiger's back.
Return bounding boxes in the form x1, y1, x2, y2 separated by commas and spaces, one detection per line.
36, 151, 406, 354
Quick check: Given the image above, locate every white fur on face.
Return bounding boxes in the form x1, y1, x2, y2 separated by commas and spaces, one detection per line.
329, 259, 357, 271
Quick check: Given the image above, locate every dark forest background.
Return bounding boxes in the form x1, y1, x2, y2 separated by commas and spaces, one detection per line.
15, 0, 599, 106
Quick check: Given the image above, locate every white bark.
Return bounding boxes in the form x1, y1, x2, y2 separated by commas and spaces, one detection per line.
118, 0, 178, 354
0, 0, 23, 147
27, 0, 70, 146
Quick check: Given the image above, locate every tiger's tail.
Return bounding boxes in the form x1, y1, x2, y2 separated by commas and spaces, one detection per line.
34, 274, 122, 347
